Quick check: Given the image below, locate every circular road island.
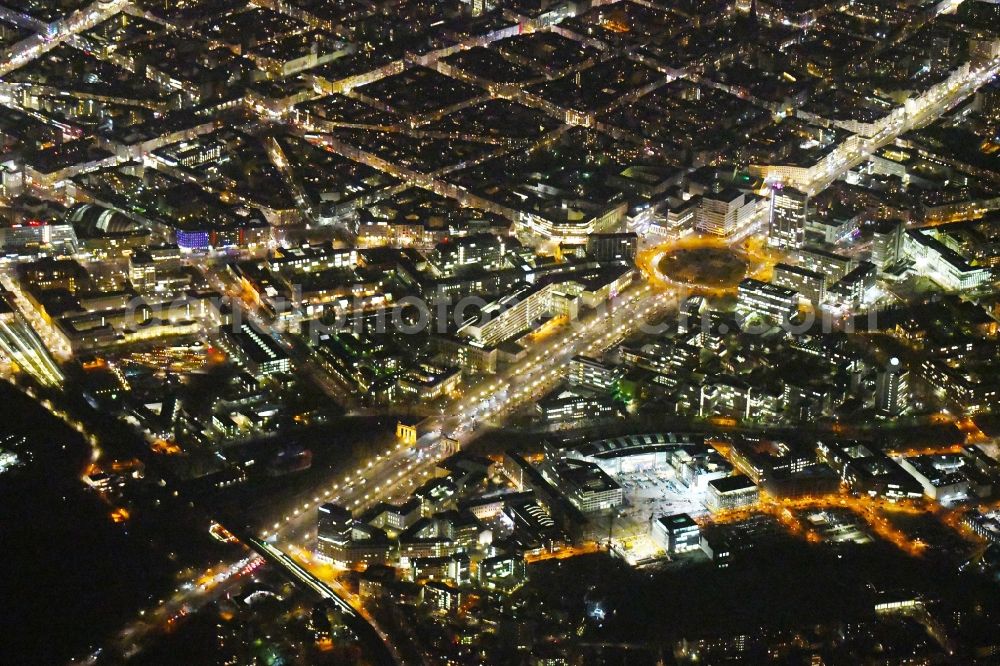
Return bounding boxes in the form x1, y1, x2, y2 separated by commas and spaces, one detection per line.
656, 242, 751, 291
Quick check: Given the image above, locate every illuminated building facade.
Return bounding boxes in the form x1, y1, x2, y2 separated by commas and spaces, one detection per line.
768, 187, 808, 249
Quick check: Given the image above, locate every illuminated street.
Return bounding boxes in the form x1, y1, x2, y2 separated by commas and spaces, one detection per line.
0, 0, 998, 663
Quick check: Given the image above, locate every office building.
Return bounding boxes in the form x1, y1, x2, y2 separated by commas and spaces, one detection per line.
410, 553, 471, 584
567, 355, 622, 391
920, 358, 999, 414
768, 187, 808, 249
0, 220, 77, 256
898, 455, 970, 502
517, 199, 627, 244
904, 229, 991, 291
651, 196, 698, 237
397, 364, 462, 401
317, 502, 354, 548
794, 245, 855, 282
818, 441, 924, 500
876, 356, 908, 415
477, 553, 527, 591
771, 263, 826, 305
653, 513, 701, 554
423, 581, 462, 612
737, 278, 798, 323
697, 188, 757, 239
828, 261, 876, 308
586, 232, 637, 262
456, 283, 554, 348
557, 459, 623, 513
317, 502, 393, 565
536, 389, 618, 423
128, 250, 157, 290
224, 322, 292, 377
706, 475, 759, 512
871, 220, 905, 271
430, 234, 509, 276
805, 213, 857, 246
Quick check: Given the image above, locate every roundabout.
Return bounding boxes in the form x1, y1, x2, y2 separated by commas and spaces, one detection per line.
658, 245, 749, 289
638, 235, 774, 294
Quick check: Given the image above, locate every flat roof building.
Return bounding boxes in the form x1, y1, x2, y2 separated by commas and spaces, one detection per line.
567, 355, 621, 391
771, 263, 826, 306
905, 229, 991, 291
653, 513, 701, 554
768, 187, 808, 249
706, 475, 759, 512
456, 282, 554, 348
224, 322, 292, 377
556, 459, 623, 513
737, 278, 797, 323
